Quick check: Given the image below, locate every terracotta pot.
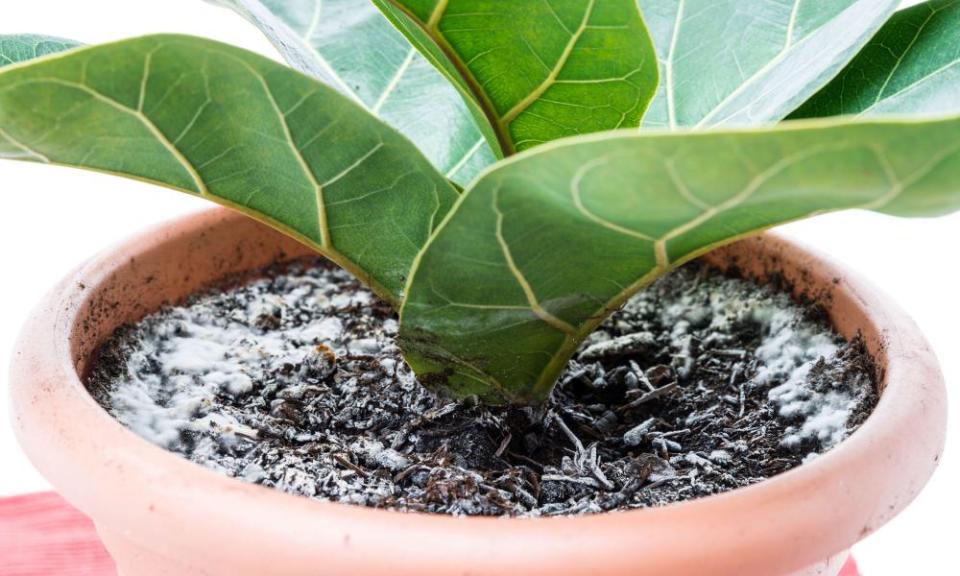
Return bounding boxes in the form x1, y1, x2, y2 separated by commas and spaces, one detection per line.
9, 208, 946, 576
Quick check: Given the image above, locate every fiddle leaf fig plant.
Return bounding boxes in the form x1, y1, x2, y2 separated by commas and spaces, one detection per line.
2, 0, 960, 406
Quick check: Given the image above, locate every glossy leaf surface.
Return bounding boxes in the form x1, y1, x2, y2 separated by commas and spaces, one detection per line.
208, 0, 498, 185
373, 0, 659, 153
401, 116, 960, 403
637, 0, 899, 129
0, 35, 458, 302
791, 0, 960, 119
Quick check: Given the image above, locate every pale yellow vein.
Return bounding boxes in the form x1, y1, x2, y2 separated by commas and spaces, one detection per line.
499, 0, 597, 126
18, 77, 209, 196
491, 186, 576, 336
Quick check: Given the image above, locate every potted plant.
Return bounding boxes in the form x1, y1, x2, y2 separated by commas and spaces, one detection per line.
2, 0, 957, 574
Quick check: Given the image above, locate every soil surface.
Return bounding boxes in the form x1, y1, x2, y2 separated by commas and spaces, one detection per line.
87, 259, 877, 516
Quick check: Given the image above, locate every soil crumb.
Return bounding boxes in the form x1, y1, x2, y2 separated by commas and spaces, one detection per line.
86, 260, 877, 516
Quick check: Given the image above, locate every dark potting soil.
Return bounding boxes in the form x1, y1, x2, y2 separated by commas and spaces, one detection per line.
86, 259, 877, 516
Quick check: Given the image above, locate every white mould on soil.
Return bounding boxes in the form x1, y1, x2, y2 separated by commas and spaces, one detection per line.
87, 261, 876, 516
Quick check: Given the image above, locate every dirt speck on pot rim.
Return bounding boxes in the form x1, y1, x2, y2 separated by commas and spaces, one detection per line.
86, 259, 877, 516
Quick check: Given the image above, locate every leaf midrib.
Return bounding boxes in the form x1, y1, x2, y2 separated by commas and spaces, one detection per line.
871, 7, 938, 105
229, 54, 333, 248
869, 0, 960, 113
380, 0, 514, 155
499, 0, 598, 126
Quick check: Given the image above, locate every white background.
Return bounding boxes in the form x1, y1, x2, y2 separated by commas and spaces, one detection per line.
1, 2, 955, 574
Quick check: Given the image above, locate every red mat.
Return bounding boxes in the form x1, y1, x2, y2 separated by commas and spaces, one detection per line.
0, 493, 114, 576
0, 492, 861, 575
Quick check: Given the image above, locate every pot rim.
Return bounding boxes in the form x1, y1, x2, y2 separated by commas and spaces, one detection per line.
9, 208, 947, 576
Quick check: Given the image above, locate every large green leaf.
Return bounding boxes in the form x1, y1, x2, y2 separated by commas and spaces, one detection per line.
400, 115, 960, 404
0, 34, 81, 67
790, 0, 960, 119
0, 34, 458, 303
638, 0, 899, 129
372, 0, 659, 153
207, 0, 498, 185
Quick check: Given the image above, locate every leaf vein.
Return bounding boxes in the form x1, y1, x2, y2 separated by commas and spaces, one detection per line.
492, 185, 576, 336
0, 126, 50, 163
499, 0, 597, 126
